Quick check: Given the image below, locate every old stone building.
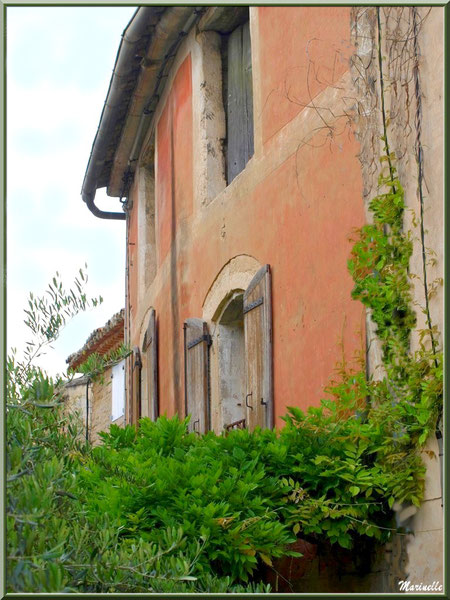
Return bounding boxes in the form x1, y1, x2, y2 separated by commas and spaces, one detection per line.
65, 309, 125, 444
80, 7, 443, 592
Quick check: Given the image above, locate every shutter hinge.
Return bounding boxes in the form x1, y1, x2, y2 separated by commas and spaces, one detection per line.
133, 346, 142, 368
243, 297, 264, 314
187, 334, 212, 349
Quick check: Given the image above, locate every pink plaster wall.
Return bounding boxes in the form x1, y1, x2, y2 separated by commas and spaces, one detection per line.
130, 9, 365, 428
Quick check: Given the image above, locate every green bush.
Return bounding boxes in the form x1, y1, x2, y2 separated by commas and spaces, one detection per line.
6, 272, 272, 593
7, 363, 274, 593
80, 418, 299, 582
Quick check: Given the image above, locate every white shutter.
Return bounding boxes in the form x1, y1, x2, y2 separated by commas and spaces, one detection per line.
111, 359, 125, 421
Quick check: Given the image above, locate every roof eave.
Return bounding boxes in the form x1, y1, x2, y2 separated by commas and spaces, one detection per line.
81, 6, 201, 216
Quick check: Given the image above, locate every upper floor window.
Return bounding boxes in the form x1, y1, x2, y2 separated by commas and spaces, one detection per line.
222, 15, 254, 184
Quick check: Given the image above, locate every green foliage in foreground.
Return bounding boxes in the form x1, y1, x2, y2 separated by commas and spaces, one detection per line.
6, 397, 271, 593
6, 273, 272, 593
8, 347, 440, 593
68, 343, 132, 384
7, 388, 438, 593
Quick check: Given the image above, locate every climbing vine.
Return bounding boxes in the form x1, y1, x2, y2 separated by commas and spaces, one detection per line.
266, 140, 441, 561
279, 8, 443, 547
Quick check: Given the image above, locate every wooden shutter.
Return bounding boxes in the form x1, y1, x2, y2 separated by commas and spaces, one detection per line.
184, 319, 211, 434
142, 308, 158, 421
244, 264, 273, 430
227, 19, 254, 183
131, 346, 142, 426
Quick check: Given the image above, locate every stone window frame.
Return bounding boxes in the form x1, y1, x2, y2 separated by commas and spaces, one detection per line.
192, 7, 257, 206
136, 164, 157, 300
138, 8, 263, 214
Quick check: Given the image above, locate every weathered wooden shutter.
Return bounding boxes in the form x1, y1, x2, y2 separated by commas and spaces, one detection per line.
243, 264, 273, 430
227, 19, 254, 183
184, 319, 211, 434
142, 308, 158, 421
131, 346, 142, 425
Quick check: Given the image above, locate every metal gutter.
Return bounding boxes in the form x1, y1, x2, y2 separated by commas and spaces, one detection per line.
81, 7, 159, 219
81, 6, 201, 219
85, 378, 90, 441
108, 6, 201, 198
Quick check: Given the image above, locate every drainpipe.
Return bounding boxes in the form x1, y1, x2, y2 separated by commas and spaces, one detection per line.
125, 204, 131, 424
81, 7, 155, 220
85, 378, 90, 442
183, 323, 187, 418
83, 7, 203, 217
83, 190, 125, 221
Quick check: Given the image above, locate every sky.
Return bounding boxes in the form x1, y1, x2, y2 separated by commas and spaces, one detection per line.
7, 6, 136, 375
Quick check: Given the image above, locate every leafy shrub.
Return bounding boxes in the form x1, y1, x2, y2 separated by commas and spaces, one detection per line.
80, 419, 299, 582
7, 395, 271, 592
6, 273, 272, 593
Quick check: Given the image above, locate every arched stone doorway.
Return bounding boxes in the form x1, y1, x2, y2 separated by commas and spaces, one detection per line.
216, 292, 246, 429
202, 254, 261, 432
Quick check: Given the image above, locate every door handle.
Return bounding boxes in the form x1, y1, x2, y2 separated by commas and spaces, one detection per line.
245, 392, 253, 410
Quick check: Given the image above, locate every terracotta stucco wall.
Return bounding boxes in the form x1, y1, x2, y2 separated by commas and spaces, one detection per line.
258, 7, 354, 145
129, 7, 365, 427
156, 55, 193, 268
150, 55, 194, 416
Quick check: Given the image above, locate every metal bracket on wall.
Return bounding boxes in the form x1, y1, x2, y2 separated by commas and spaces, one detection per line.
243, 297, 263, 314
187, 334, 212, 349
